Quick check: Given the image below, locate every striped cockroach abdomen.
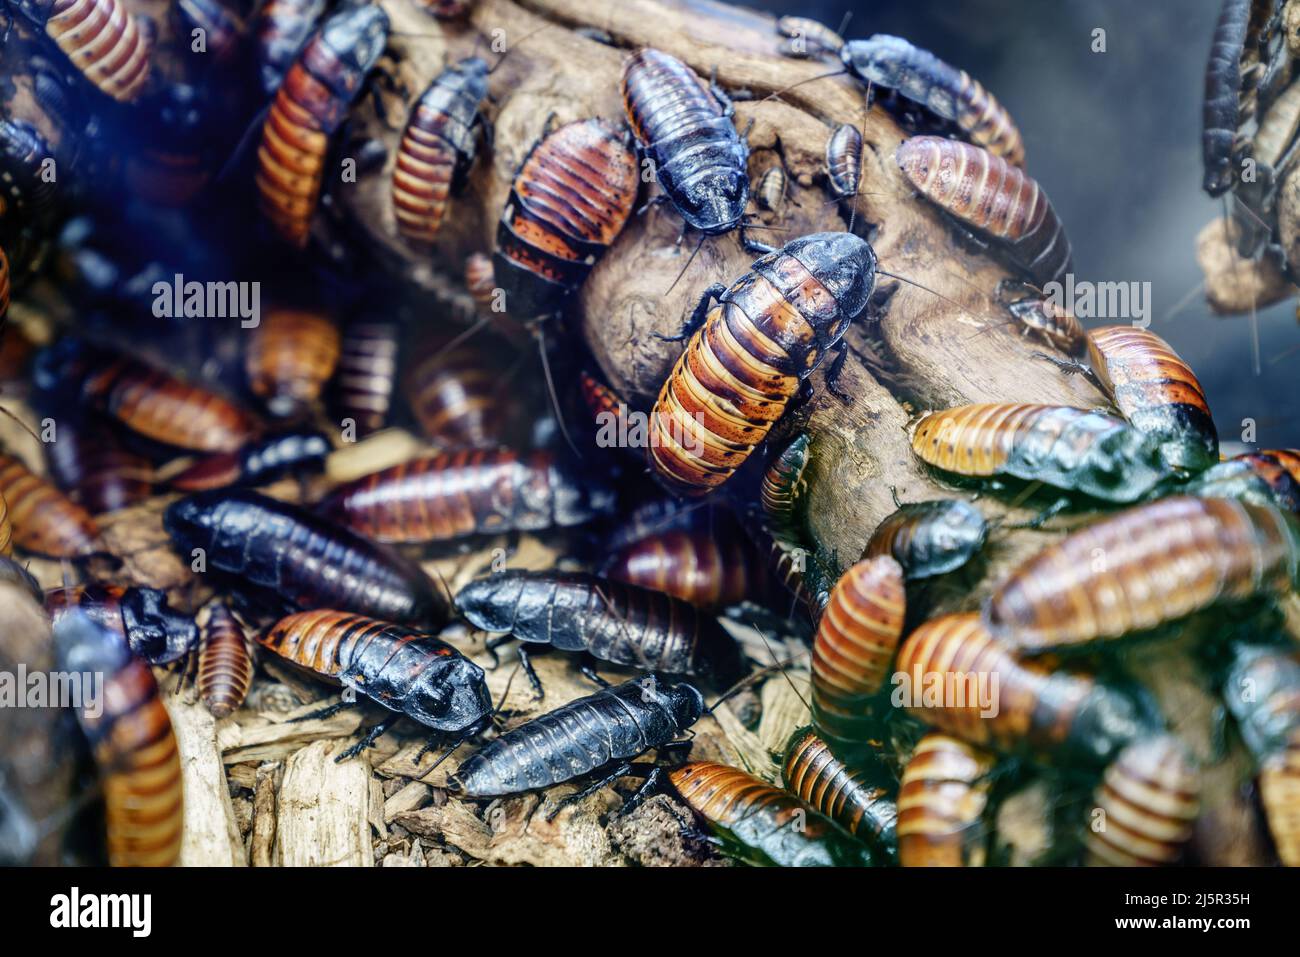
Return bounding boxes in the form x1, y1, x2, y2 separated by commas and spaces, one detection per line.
329, 319, 398, 437
757, 165, 788, 213
404, 343, 509, 449
1085, 734, 1199, 866
782, 726, 899, 854
897, 732, 994, 867
247, 307, 341, 417
1222, 642, 1300, 762
0, 452, 100, 558
760, 433, 809, 543
602, 528, 757, 610
198, 603, 253, 718
863, 499, 987, 580
16, 0, 154, 103
465, 253, 497, 307
255, 0, 326, 94
1260, 727, 1300, 866
825, 123, 863, 198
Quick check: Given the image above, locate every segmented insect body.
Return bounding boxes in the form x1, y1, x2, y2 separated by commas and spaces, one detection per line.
1260, 727, 1300, 865
897, 732, 994, 867
1263, 448, 1300, 483
1222, 643, 1300, 761
256, 0, 326, 94
247, 307, 341, 416
0, 119, 59, 241
1184, 452, 1300, 512
169, 429, 331, 492
164, 490, 443, 625
579, 369, 625, 429
985, 497, 1300, 651
1252, 70, 1300, 170
465, 253, 496, 306
776, 16, 845, 59
863, 499, 987, 580
751, 521, 819, 615
649, 233, 877, 496
782, 727, 899, 854
1004, 292, 1087, 357
198, 603, 252, 718
12, 0, 153, 103
404, 344, 508, 448
910, 404, 1166, 503
757, 166, 788, 213
604, 498, 728, 551
826, 123, 863, 198
621, 48, 750, 236
46, 585, 200, 665
452, 677, 704, 797
456, 570, 743, 681
602, 529, 757, 610
260, 610, 491, 731
0, 453, 100, 558
494, 118, 638, 316
843, 36, 1025, 167
1202, 0, 1260, 195
895, 613, 1151, 764
256, 5, 390, 246
54, 615, 183, 867
760, 434, 809, 543
668, 762, 875, 867
393, 57, 489, 245
1085, 326, 1218, 471
896, 137, 1070, 286
330, 319, 398, 437
319, 449, 615, 544
42, 408, 153, 514
1085, 735, 1199, 867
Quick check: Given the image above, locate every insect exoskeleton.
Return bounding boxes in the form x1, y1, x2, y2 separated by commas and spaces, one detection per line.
465, 253, 497, 308
756, 165, 788, 214
246, 306, 342, 417
41, 404, 154, 513
45, 584, 200, 664
12, 0, 154, 103
1201, 0, 1266, 196
198, 603, 253, 718
825, 123, 863, 198
169, 429, 332, 492
897, 732, 995, 867
760, 433, 809, 542
1085, 734, 1200, 867
985, 496, 1300, 651
403, 342, 510, 448
1222, 642, 1300, 762
776, 16, 845, 59
0, 452, 100, 558
1184, 451, 1300, 513
863, 498, 987, 580
330, 318, 399, 438
1259, 726, 1300, 866
602, 528, 758, 610
782, 726, 899, 855
255, 0, 327, 95
1001, 288, 1087, 357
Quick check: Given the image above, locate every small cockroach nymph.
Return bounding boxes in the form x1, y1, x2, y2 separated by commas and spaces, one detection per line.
1085, 734, 1199, 867
246, 306, 341, 417
198, 602, 253, 718
782, 726, 898, 855
897, 732, 995, 867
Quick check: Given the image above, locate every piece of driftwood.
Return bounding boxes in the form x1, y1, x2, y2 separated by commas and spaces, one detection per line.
275, 739, 374, 867
250, 762, 282, 868
164, 693, 247, 866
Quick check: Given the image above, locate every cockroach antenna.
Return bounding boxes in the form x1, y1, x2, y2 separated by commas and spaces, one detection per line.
747, 615, 809, 711
534, 322, 584, 460
663, 234, 708, 297
704, 655, 804, 715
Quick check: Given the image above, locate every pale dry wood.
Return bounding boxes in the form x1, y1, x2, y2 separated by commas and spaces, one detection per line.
384, 781, 433, 822
994, 781, 1054, 867
164, 692, 248, 866
250, 762, 282, 868
219, 703, 365, 765
756, 670, 812, 756
274, 739, 374, 867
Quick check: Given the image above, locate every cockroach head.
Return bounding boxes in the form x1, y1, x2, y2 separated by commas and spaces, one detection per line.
662, 679, 706, 729
839, 35, 911, 87
320, 3, 390, 75
678, 171, 750, 235
409, 656, 493, 732
121, 587, 200, 666
788, 231, 877, 318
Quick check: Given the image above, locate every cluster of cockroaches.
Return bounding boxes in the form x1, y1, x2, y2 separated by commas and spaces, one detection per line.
0, 0, 1297, 869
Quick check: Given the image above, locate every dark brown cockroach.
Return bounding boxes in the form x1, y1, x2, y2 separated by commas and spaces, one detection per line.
985, 497, 1300, 652
1184, 451, 1300, 512
465, 253, 496, 307
1260, 726, 1300, 866
579, 369, 625, 429
601, 528, 759, 610
782, 726, 898, 854
11, 0, 154, 103
329, 318, 398, 437
776, 15, 846, 59
1222, 642, 1300, 761
760, 433, 809, 544
895, 613, 1152, 765
255, 0, 326, 94
910, 403, 1166, 503
896, 732, 995, 867
0, 452, 100, 558
121, 82, 216, 208
649, 233, 876, 496
751, 521, 819, 616
756, 165, 788, 214
825, 123, 863, 199
169, 429, 331, 492
403, 343, 508, 449
46, 585, 200, 665
896, 137, 1070, 287
54, 613, 183, 867
1085, 734, 1199, 867
318, 449, 615, 544
198, 602, 253, 719
0, 317, 34, 383
494, 117, 638, 316
256, 4, 390, 246
863, 498, 987, 581
246, 306, 341, 417
998, 284, 1087, 358
42, 407, 153, 514
604, 497, 728, 552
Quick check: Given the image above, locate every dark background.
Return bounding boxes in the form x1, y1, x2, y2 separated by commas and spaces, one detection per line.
748, 0, 1300, 448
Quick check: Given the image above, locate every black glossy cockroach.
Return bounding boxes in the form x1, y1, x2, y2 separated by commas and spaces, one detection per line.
1183, 451, 1300, 512
602, 528, 759, 610
1222, 642, 1300, 762
247, 307, 341, 417
777, 16, 845, 59
46, 584, 200, 665
465, 253, 496, 307
897, 732, 994, 867
825, 123, 863, 199
255, 0, 326, 94
41, 404, 153, 514
759, 433, 809, 544
756, 165, 788, 215
1260, 726, 1300, 865
329, 318, 398, 437
164, 489, 444, 625
649, 232, 877, 496
0, 119, 59, 241
198, 602, 252, 718
404, 343, 509, 448
843, 35, 1025, 167
0, 452, 100, 558
1085, 734, 1199, 867
896, 137, 1070, 287
8, 0, 154, 103
864, 498, 987, 581
169, 429, 332, 492
783, 726, 898, 855
256, 4, 390, 246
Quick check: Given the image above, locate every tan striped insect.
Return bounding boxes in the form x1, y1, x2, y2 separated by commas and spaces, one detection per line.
756, 165, 788, 214
1085, 734, 1199, 867
0, 452, 100, 558
198, 603, 253, 719
1260, 726, 1300, 866
782, 726, 898, 853
897, 732, 995, 867
15, 0, 154, 103
0, 490, 10, 557
247, 306, 341, 417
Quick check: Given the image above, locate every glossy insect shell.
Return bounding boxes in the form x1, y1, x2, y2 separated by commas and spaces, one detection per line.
1184, 452, 1300, 513
603, 528, 755, 609
42, 408, 154, 513
910, 403, 1166, 503
761, 433, 809, 542
170, 429, 331, 492
1005, 294, 1086, 357
1223, 643, 1300, 762
782, 726, 898, 854
757, 166, 788, 213
985, 496, 1300, 651
1085, 734, 1199, 866
256, 0, 327, 94
16, 0, 153, 103
897, 732, 994, 867
46, 584, 199, 665
1202, 0, 1253, 195
330, 319, 398, 437
0, 452, 100, 558
825, 123, 863, 198
864, 499, 987, 580
247, 307, 341, 416
1260, 727, 1300, 866
199, 603, 252, 718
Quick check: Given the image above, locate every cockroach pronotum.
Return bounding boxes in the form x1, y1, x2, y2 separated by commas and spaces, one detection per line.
843, 35, 1025, 167
0, 452, 100, 558
255, 0, 326, 94
776, 15, 846, 59
330, 318, 398, 437
41, 406, 153, 514
46, 584, 200, 665
1260, 726, 1300, 866
895, 613, 1152, 765
601, 528, 758, 610
54, 613, 184, 867
760, 433, 809, 544
667, 761, 876, 867
896, 137, 1070, 287
897, 732, 994, 867
198, 602, 253, 718
648, 233, 877, 496
863, 498, 987, 580
910, 403, 1166, 503
465, 253, 497, 307
256, 4, 390, 246
825, 123, 863, 199
985, 497, 1300, 652
1185, 451, 1300, 512
403, 343, 509, 448
757, 166, 788, 214
494, 117, 638, 317
10, 0, 154, 103
164, 489, 444, 625
247, 307, 341, 417
782, 726, 899, 854
169, 429, 332, 492
998, 283, 1087, 357
1085, 734, 1199, 867
1222, 642, 1300, 761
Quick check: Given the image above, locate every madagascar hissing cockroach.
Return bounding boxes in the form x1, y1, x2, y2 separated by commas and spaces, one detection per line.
910, 403, 1167, 503
604, 498, 731, 552
997, 282, 1087, 358
896, 732, 994, 867
0, 247, 9, 319
404, 343, 509, 449
825, 123, 863, 199
1085, 734, 1199, 867
756, 165, 788, 214
984, 496, 1300, 652
247, 307, 341, 417
255, 0, 326, 94
602, 528, 759, 611
9, 0, 154, 103
494, 117, 638, 317
46, 584, 200, 665
0, 118, 59, 239
0, 452, 100, 558
318, 448, 616, 544
455, 570, 744, 685
1260, 726, 1300, 865
122, 82, 215, 208
843, 35, 1025, 167
0, 489, 10, 557
392, 57, 490, 246
164, 489, 445, 625
782, 726, 898, 855
667, 761, 875, 867
776, 15, 845, 59
895, 613, 1153, 765
41, 404, 153, 514
579, 368, 625, 430
169, 429, 331, 492
896, 137, 1070, 287
648, 232, 877, 496
1263, 447, 1300, 483
1183, 451, 1300, 513
198, 602, 253, 719
256, 4, 390, 246
465, 253, 497, 308
863, 498, 987, 580
1222, 642, 1300, 761
329, 318, 398, 437
53, 613, 183, 867
760, 433, 809, 544
419, 0, 474, 17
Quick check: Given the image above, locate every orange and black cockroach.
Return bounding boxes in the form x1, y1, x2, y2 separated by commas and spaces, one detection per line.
825, 123, 863, 200
760, 433, 809, 544
53, 613, 183, 867
46, 584, 200, 664
782, 726, 898, 855
578, 369, 625, 429
318, 448, 616, 544
1259, 726, 1300, 865
42, 407, 154, 514
863, 497, 987, 581
403, 342, 509, 448
246, 306, 341, 417
329, 318, 398, 437
255, 0, 326, 94
1184, 450, 1300, 512
1085, 734, 1200, 867
985, 497, 1300, 652
776, 15, 846, 59
895, 613, 1153, 765
494, 117, 638, 317
1222, 642, 1300, 762
1263, 447, 1300, 483
897, 732, 995, 867
9, 0, 154, 103
601, 527, 759, 610
197, 602, 253, 719
910, 403, 1167, 503
465, 252, 496, 307
168, 428, 331, 492
0, 452, 101, 558
256, 3, 390, 246
995, 280, 1087, 358
842, 35, 1025, 167
810, 556, 905, 744
896, 137, 1070, 287
756, 165, 788, 215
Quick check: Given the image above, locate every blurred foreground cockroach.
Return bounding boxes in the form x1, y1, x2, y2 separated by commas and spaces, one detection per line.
11, 0, 153, 103
198, 603, 252, 718
1184, 451, 1300, 512
985, 496, 1300, 651
777, 16, 845, 59
825, 123, 863, 198
1260, 727, 1300, 865
255, 0, 326, 94
247, 307, 341, 417
864, 498, 987, 580
602, 528, 758, 610
1262, 447, 1300, 483
403, 344, 508, 448
1223, 642, 1300, 761
897, 732, 994, 867
330, 318, 398, 437
465, 253, 497, 307
46, 585, 200, 665
420, 0, 474, 17
1085, 734, 1199, 867
0, 452, 100, 558
782, 726, 898, 854
0, 119, 59, 239
169, 429, 331, 492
